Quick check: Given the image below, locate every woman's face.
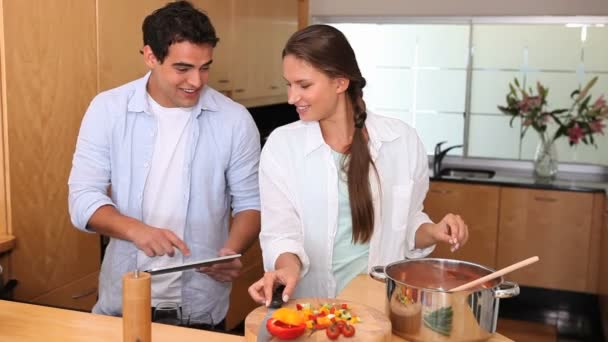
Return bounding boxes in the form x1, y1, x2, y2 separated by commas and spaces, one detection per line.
283, 55, 347, 122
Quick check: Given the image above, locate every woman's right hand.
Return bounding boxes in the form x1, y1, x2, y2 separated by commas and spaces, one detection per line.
248, 266, 300, 306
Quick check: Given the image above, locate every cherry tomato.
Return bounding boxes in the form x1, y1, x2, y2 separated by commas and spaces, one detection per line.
266, 318, 306, 340
341, 324, 356, 338
335, 321, 346, 329
326, 324, 341, 340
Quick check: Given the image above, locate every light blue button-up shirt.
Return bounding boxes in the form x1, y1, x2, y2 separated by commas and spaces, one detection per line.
68, 72, 260, 322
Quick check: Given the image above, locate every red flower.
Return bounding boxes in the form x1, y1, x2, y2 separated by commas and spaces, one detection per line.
590, 120, 605, 134
567, 123, 585, 144
592, 95, 606, 110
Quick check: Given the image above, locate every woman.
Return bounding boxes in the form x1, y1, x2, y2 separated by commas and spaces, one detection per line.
248, 24, 469, 306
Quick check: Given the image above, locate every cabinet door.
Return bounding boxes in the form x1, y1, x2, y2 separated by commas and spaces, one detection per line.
600, 201, 608, 333
232, 0, 298, 104
425, 182, 500, 268
98, 0, 169, 91
497, 188, 594, 292
231, 0, 260, 101
191, 0, 234, 93
3, 0, 101, 303
30, 272, 99, 311
266, 0, 298, 98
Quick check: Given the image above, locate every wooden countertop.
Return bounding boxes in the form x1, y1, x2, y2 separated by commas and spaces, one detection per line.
0, 300, 242, 341
338, 275, 514, 342
0, 274, 513, 341
0, 234, 15, 253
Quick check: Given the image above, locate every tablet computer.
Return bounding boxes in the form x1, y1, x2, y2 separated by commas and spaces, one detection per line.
145, 254, 242, 276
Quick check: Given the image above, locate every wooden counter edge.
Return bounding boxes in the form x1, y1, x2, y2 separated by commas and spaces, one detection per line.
0, 234, 15, 253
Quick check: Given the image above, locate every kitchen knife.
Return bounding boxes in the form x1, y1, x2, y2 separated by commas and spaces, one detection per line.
256, 284, 286, 342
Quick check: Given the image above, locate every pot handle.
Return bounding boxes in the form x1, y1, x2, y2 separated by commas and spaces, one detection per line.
369, 265, 387, 283
494, 281, 520, 299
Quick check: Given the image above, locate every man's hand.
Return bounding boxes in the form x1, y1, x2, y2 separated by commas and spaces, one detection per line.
128, 224, 191, 257
197, 248, 242, 283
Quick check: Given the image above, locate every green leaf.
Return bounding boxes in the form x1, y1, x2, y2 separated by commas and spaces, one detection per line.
570, 89, 580, 99
509, 115, 517, 127
514, 78, 520, 87
423, 306, 453, 337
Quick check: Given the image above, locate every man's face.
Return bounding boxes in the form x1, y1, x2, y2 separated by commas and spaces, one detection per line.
144, 41, 214, 108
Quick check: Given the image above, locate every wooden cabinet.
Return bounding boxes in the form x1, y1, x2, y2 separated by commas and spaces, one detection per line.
226, 240, 264, 330
496, 188, 603, 293
225, 0, 297, 106
1, 0, 101, 308
98, 0, 169, 91
600, 199, 608, 336
190, 0, 235, 94
425, 182, 500, 268
30, 272, 99, 311
425, 182, 605, 294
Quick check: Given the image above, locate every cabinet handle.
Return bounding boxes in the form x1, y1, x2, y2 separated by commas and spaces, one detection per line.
235, 89, 245, 93
534, 196, 557, 203
430, 189, 452, 195
71, 287, 97, 299
218, 79, 229, 83
269, 85, 278, 90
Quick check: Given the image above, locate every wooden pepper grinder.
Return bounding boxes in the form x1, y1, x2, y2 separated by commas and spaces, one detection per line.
123, 270, 151, 342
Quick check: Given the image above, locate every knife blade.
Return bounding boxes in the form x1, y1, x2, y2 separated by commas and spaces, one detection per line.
256, 284, 286, 342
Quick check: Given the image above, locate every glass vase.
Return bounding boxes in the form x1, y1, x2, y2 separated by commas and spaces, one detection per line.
534, 132, 558, 179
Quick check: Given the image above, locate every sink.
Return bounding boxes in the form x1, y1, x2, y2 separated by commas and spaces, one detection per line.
438, 167, 496, 180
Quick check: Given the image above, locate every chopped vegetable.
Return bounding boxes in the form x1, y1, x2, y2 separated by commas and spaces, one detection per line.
266, 318, 306, 340
293, 302, 360, 338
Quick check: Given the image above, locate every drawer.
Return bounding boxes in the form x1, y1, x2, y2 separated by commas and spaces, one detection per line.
30, 271, 98, 311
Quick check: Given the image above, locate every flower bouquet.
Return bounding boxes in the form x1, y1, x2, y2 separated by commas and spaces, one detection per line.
498, 77, 608, 177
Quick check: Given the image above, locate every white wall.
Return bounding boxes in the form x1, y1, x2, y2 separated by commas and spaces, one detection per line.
310, 0, 608, 17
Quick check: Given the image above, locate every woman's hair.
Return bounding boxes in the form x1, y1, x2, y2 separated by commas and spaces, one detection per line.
283, 24, 375, 244
142, 1, 219, 63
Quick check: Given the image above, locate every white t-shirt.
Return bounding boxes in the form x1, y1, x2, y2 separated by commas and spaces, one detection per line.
137, 93, 193, 305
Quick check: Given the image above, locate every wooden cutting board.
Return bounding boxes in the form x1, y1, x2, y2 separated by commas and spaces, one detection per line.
244, 297, 391, 341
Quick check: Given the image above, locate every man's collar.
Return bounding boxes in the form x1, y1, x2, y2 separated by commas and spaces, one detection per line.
128, 71, 219, 116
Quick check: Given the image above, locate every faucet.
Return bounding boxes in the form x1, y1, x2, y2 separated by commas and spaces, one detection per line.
433, 141, 463, 177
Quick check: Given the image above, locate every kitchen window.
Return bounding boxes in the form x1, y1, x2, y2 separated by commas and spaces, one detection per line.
317, 17, 608, 166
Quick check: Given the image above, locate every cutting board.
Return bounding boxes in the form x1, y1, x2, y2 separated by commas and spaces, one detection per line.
244, 297, 391, 341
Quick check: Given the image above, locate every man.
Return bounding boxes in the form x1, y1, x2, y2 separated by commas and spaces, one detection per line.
68, 1, 260, 328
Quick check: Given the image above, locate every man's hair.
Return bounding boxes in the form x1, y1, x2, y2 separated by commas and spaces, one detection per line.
142, 1, 219, 63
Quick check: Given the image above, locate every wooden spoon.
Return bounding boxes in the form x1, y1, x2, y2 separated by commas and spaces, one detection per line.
449, 256, 540, 292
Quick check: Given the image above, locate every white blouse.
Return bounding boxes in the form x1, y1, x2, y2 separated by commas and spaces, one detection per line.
259, 113, 435, 298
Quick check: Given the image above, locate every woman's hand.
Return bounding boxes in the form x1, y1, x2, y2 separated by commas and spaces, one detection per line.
248, 253, 302, 305
416, 213, 469, 252
431, 213, 469, 251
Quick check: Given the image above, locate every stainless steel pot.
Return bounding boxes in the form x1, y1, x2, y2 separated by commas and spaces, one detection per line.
370, 258, 519, 342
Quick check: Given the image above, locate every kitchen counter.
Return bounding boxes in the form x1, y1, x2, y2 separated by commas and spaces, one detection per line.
0, 234, 15, 253
0, 300, 242, 342
432, 157, 608, 194
0, 275, 513, 341
431, 173, 608, 194
338, 275, 514, 342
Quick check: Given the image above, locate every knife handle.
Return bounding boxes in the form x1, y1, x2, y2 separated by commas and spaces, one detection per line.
269, 284, 286, 309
